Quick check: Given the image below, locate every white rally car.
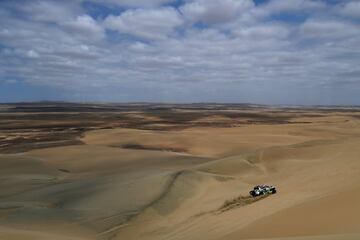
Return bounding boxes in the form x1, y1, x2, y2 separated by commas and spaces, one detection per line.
249, 185, 277, 197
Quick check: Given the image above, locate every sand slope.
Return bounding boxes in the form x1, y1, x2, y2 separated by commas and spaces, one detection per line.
1, 115, 360, 240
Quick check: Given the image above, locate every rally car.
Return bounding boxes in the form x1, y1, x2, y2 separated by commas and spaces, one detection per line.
249, 185, 277, 197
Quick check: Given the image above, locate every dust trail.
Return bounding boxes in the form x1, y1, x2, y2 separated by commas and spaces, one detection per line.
218, 194, 270, 213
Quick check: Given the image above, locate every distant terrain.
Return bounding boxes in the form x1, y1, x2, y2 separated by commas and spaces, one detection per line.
0, 102, 360, 240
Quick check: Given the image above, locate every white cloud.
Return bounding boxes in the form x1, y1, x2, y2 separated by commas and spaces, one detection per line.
266, 0, 325, 12
26, 50, 40, 58
10, 0, 82, 23
341, 1, 360, 18
233, 23, 291, 40
0, 0, 360, 104
299, 19, 360, 40
253, 0, 326, 18
180, 0, 254, 24
62, 15, 105, 41
104, 7, 183, 40
90, 0, 175, 8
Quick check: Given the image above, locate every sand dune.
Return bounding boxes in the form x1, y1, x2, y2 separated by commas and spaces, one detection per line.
227, 186, 360, 240
1, 107, 360, 240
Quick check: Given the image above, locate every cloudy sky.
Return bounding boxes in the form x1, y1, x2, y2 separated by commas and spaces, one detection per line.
0, 0, 359, 104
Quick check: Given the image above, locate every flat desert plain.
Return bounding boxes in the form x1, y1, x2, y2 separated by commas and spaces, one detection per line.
0, 103, 360, 240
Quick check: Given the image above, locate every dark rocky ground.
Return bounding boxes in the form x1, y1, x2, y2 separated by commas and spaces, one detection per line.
1, 102, 359, 153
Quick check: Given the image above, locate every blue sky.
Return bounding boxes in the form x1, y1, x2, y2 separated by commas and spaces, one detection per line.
0, 0, 359, 104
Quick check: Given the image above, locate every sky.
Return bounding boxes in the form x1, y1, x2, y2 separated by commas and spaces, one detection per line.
0, 0, 359, 105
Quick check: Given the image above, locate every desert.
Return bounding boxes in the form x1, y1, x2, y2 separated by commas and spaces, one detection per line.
2, 0, 360, 239
0, 103, 359, 240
